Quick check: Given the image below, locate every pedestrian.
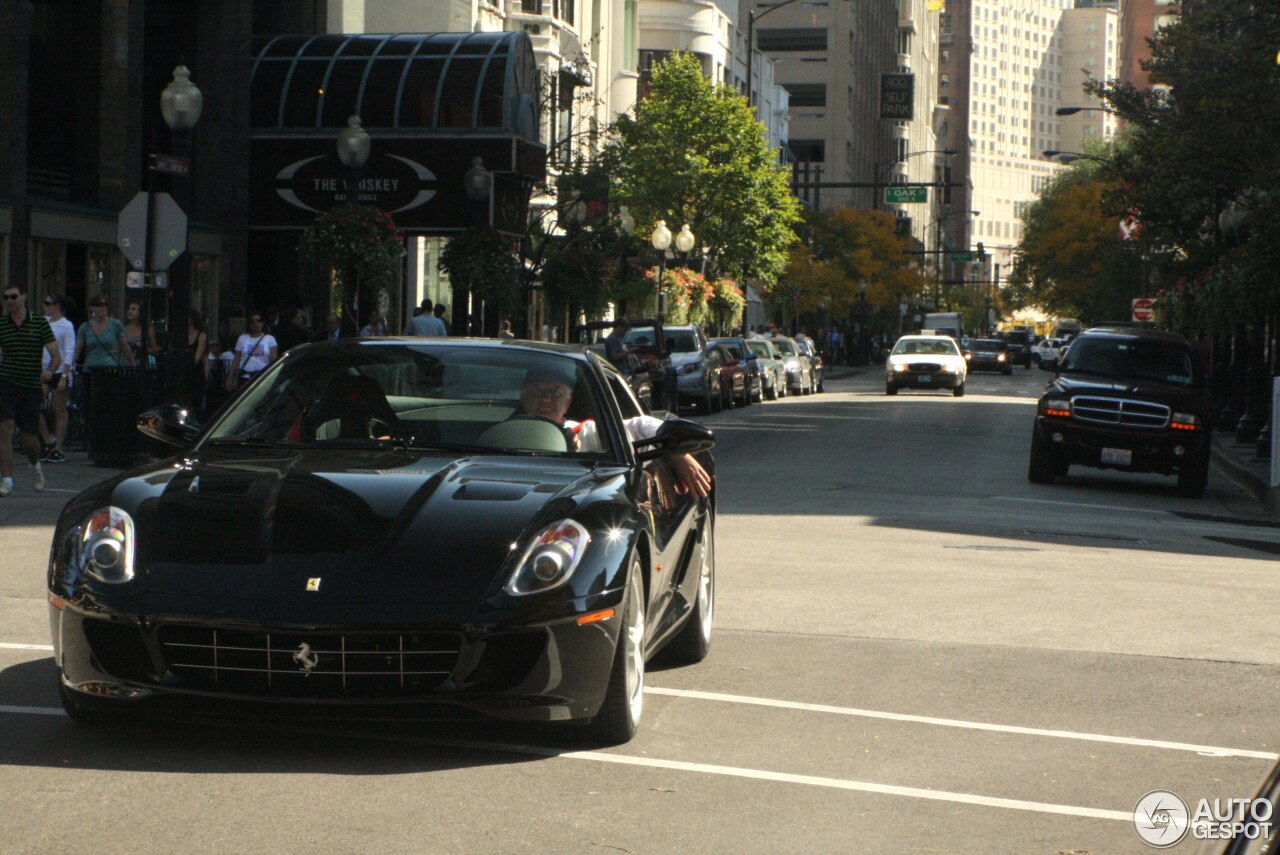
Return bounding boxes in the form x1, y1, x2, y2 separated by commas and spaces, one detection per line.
187, 309, 209, 415
323, 312, 342, 341
76, 295, 134, 369
498, 319, 515, 340
604, 317, 630, 365
433, 303, 451, 336
36, 293, 76, 462
123, 299, 161, 365
226, 311, 278, 392
517, 365, 711, 506
359, 308, 387, 338
404, 298, 447, 336
273, 305, 312, 352
826, 327, 842, 366
0, 283, 62, 495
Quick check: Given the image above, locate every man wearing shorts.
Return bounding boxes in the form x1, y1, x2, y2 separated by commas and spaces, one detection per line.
0, 283, 62, 495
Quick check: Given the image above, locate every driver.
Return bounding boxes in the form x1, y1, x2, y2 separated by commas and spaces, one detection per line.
520, 367, 711, 504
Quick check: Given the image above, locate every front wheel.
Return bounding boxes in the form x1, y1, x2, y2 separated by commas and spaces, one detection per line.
953, 382, 965, 397
587, 567, 646, 745
1027, 427, 1058, 484
665, 516, 714, 665
1177, 453, 1210, 498
885, 382, 898, 396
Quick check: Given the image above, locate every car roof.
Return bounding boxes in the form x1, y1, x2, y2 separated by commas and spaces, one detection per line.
1075, 326, 1194, 347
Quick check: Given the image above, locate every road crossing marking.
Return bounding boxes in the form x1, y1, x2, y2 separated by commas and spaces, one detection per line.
0, 702, 1133, 822
645, 687, 1279, 760
0, 643, 53, 651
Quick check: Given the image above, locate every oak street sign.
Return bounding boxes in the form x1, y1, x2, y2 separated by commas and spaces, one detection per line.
884, 187, 928, 204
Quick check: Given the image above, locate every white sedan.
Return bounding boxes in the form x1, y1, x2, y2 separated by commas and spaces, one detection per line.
885, 334, 969, 396
1030, 337, 1064, 365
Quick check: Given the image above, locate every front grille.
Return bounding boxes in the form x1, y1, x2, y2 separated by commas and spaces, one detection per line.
159, 626, 461, 697
1072, 396, 1170, 429
909, 362, 942, 372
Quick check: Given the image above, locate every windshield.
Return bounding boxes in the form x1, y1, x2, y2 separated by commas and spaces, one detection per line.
746, 341, 774, 358
772, 339, 798, 357
971, 340, 1006, 352
715, 341, 743, 358
892, 338, 960, 356
203, 343, 618, 458
1061, 338, 1195, 385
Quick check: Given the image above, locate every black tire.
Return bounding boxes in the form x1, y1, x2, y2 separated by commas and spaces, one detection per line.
1177, 453, 1210, 498
587, 565, 646, 745
1027, 427, 1058, 484
765, 379, 778, 401
885, 382, 898, 396
665, 516, 714, 665
953, 382, 965, 397
817, 377, 825, 393
739, 380, 751, 407
711, 380, 723, 412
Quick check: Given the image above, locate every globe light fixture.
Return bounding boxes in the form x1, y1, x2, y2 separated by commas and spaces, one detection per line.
675, 223, 695, 254
618, 206, 635, 236
336, 115, 371, 172
463, 157, 492, 201
160, 65, 203, 133
651, 220, 672, 252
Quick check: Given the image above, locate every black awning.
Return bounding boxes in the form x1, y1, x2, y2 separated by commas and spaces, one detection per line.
251, 31, 539, 138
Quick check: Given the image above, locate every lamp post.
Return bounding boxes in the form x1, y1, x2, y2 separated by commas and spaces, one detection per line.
158, 65, 201, 409
651, 221, 672, 321
1054, 105, 1114, 116
335, 115, 371, 337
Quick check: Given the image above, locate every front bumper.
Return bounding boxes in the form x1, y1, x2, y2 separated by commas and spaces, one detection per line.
887, 370, 963, 389
1034, 416, 1210, 474
49, 589, 625, 724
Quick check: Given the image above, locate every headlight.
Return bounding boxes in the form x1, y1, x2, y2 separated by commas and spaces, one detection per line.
76, 506, 136, 584
997, 353, 1007, 361
1171, 412, 1201, 430
940, 363, 956, 374
1040, 397, 1072, 417
505, 519, 591, 596
892, 362, 908, 372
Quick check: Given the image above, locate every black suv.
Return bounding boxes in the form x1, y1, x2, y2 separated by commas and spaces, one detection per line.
1028, 326, 1212, 497
1004, 330, 1033, 367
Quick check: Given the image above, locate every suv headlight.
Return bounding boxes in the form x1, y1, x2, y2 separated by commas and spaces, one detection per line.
1040, 397, 1072, 418
505, 519, 591, 596
76, 507, 136, 584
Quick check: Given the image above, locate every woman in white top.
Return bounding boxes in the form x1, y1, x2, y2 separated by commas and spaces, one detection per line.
225, 312, 278, 391
38, 293, 77, 462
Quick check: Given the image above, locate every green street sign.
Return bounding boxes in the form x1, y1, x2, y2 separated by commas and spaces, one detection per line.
884, 186, 928, 204
949, 251, 974, 263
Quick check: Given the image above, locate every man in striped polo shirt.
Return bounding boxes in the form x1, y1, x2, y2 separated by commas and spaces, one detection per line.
0, 283, 62, 495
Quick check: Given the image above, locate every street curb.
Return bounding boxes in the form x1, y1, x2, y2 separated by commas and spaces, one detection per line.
1210, 436, 1280, 521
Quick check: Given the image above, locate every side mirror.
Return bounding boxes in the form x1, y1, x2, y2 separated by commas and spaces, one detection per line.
633, 418, 715, 462
137, 404, 202, 448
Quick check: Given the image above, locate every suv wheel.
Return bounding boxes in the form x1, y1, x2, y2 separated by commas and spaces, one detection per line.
885, 382, 898, 396
1027, 428, 1059, 484
1177, 452, 1210, 498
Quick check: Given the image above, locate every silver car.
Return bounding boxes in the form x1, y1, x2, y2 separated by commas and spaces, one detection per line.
745, 338, 788, 400
771, 336, 815, 395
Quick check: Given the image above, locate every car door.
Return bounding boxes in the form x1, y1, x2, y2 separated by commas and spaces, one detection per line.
600, 367, 702, 637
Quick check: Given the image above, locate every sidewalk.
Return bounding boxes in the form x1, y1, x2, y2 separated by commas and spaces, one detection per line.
1210, 434, 1280, 520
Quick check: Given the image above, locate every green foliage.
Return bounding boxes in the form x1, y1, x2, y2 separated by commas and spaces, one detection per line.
300, 205, 406, 295
437, 227, 521, 309
538, 232, 617, 320
604, 52, 802, 289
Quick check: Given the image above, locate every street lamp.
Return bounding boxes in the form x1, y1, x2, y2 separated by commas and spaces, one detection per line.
1042, 149, 1109, 165
335, 115, 371, 337
651, 220, 672, 320
927, 209, 979, 309
1055, 105, 1113, 116
617, 205, 636, 237
158, 65, 201, 409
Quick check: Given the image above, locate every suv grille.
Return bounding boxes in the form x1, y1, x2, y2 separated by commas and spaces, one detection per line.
159, 626, 460, 697
1071, 396, 1170, 429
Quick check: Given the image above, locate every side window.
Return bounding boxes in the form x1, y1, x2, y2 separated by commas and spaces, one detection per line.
605, 369, 645, 420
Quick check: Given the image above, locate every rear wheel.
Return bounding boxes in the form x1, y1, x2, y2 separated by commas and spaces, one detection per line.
885, 382, 898, 396
665, 516, 714, 665
1177, 452, 1210, 498
953, 382, 965, 397
1027, 428, 1058, 484
739, 379, 752, 407
587, 566, 646, 745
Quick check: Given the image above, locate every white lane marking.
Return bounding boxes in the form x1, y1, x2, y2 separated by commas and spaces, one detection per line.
991, 496, 1166, 514
0, 704, 1131, 822
0, 704, 62, 716
0, 643, 53, 651
646, 687, 1279, 761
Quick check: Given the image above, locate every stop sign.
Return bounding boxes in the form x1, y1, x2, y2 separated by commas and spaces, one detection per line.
1132, 297, 1155, 322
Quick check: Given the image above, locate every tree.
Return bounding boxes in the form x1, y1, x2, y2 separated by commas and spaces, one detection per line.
437, 227, 520, 331
1007, 162, 1142, 323
603, 53, 802, 291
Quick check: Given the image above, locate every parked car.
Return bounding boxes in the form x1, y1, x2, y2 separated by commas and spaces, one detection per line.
705, 342, 749, 409
635, 324, 718, 413
578, 318, 677, 411
967, 338, 1013, 374
710, 337, 761, 404
50, 339, 717, 745
795, 337, 825, 393
885, 333, 968, 396
770, 336, 816, 395
573, 322, 656, 409
744, 337, 788, 400
1029, 325, 1212, 497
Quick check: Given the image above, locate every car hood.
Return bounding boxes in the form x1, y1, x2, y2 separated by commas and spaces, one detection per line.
99, 448, 626, 607
1051, 373, 1206, 408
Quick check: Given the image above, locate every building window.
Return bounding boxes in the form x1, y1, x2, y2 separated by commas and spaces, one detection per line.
788, 139, 825, 162
784, 83, 827, 107
757, 29, 827, 51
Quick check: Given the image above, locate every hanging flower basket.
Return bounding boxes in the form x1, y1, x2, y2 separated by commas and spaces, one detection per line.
300, 205, 406, 296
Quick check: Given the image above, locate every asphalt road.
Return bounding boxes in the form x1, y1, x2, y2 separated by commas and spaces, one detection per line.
2, 366, 1278, 854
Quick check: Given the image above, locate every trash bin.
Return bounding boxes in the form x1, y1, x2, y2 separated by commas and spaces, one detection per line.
85, 366, 146, 467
